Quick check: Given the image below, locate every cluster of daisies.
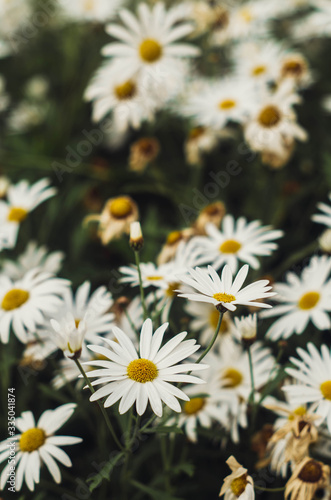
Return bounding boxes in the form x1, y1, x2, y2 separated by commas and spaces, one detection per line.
1, 174, 331, 497
80, 0, 319, 169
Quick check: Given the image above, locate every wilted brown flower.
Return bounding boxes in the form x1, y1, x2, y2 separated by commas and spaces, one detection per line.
285, 457, 330, 500
129, 137, 160, 172
267, 408, 319, 465
84, 195, 138, 244
219, 456, 255, 499
157, 228, 195, 264
194, 202, 226, 234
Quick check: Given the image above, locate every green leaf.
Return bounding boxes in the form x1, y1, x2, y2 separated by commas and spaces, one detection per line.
144, 426, 184, 435
87, 451, 125, 492
130, 480, 183, 500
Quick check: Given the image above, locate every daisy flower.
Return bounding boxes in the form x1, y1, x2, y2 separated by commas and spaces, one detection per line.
84, 195, 138, 244
219, 455, 255, 499
215, 339, 275, 403
0, 178, 56, 249
277, 52, 312, 90
0, 270, 70, 344
292, 0, 331, 40
244, 83, 307, 158
232, 314, 257, 345
194, 215, 283, 273
285, 457, 330, 500
233, 41, 283, 87
85, 318, 207, 417
1, 241, 64, 280
283, 343, 331, 433
177, 264, 275, 312
184, 126, 221, 166
167, 379, 229, 443
182, 78, 256, 131
184, 302, 234, 346
101, 2, 200, 101
31, 281, 115, 358
0, 403, 82, 491
58, 0, 124, 23
260, 255, 331, 340
84, 60, 159, 131
312, 193, 331, 228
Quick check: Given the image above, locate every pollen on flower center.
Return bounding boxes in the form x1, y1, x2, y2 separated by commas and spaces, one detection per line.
252, 65, 266, 76
109, 198, 133, 218
127, 358, 158, 383
139, 39, 163, 63
230, 474, 248, 496
114, 80, 137, 100
220, 239, 242, 254
2, 289, 30, 311
298, 459, 323, 483
298, 291, 320, 310
219, 99, 236, 110
222, 368, 243, 388
320, 380, 331, 400
7, 206, 28, 223
213, 292, 236, 303
258, 105, 281, 128
184, 397, 206, 415
19, 428, 46, 452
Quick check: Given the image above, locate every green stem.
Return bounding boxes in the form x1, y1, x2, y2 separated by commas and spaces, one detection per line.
248, 346, 255, 405
254, 485, 285, 492
73, 358, 124, 450
134, 250, 148, 321
195, 312, 224, 365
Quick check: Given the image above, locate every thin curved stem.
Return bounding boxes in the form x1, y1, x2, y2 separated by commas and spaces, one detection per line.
74, 358, 124, 450
134, 251, 148, 321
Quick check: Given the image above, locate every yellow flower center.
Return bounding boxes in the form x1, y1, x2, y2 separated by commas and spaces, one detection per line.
127, 358, 158, 383
231, 474, 248, 497
320, 380, 331, 400
114, 80, 136, 100
84, 0, 94, 11
7, 207, 28, 223
2, 289, 30, 311
258, 105, 281, 128
218, 99, 236, 110
166, 231, 183, 246
109, 198, 133, 218
147, 276, 163, 281
298, 291, 320, 310
19, 428, 46, 452
220, 239, 242, 254
75, 319, 81, 328
222, 368, 243, 388
282, 60, 305, 77
139, 39, 163, 63
189, 126, 205, 140
213, 293, 236, 303
184, 397, 206, 415
239, 7, 253, 22
252, 65, 266, 76
289, 406, 307, 420
166, 282, 180, 298
298, 459, 323, 483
